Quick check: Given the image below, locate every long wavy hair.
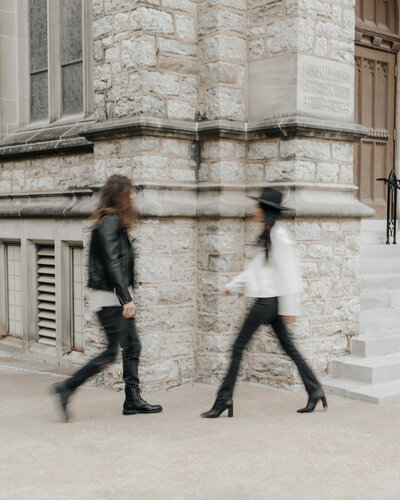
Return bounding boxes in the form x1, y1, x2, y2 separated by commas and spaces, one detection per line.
92, 174, 136, 230
257, 204, 280, 259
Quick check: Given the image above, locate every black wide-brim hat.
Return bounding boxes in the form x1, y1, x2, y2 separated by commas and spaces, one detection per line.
248, 187, 291, 211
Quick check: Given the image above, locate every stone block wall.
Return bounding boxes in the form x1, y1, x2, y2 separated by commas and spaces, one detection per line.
196, 218, 246, 384
0, 153, 95, 193
244, 217, 359, 390
246, 137, 353, 184
0, 0, 367, 394
92, 0, 199, 121
93, 136, 196, 185
0, 136, 361, 393
83, 216, 197, 392
195, 214, 360, 392
198, 0, 247, 120
247, 0, 354, 63
85, 135, 198, 391
199, 139, 246, 182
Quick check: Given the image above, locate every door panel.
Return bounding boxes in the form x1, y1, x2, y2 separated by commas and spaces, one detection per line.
354, 45, 396, 218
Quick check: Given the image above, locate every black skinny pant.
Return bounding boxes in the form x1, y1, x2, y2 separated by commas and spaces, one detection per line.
218, 297, 321, 399
66, 306, 141, 390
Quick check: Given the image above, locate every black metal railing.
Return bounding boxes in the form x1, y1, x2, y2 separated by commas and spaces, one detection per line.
377, 169, 400, 244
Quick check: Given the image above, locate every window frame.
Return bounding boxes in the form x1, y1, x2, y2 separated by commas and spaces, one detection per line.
5, 243, 23, 338
19, 0, 93, 127
0, 240, 23, 342
69, 245, 85, 353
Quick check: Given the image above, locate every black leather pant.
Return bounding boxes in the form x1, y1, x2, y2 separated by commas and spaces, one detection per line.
218, 297, 321, 399
66, 306, 141, 390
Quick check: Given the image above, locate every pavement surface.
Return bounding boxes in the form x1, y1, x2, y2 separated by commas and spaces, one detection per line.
1, 358, 400, 500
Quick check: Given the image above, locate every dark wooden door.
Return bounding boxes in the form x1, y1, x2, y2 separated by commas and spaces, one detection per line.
354, 45, 396, 218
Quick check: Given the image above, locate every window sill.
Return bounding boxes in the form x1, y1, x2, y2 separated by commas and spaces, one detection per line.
0, 115, 95, 161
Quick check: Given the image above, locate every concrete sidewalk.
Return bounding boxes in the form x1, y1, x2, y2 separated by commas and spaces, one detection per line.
1, 361, 400, 500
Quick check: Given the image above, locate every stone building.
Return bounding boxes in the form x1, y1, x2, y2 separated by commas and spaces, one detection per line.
0, 0, 399, 400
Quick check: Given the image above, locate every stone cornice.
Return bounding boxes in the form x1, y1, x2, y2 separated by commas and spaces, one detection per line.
0, 189, 97, 218
0, 115, 369, 160
80, 115, 368, 142
0, 183, 374, 219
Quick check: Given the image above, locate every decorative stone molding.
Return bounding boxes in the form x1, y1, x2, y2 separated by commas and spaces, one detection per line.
0, 189, 96, 217
0, 182, 374, 219
0, 115, 369, 160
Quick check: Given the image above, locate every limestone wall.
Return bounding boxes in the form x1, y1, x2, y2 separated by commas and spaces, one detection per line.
0, 154, 95, 193
92, 0, 199, 121
0, 0, 367, 393
247, 0, 354, 62
82, 216, 197, 392
247, 137, 353, 185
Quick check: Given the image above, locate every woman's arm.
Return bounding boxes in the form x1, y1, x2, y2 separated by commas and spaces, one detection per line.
96, 214, 133, 305
222, 269, 249, 295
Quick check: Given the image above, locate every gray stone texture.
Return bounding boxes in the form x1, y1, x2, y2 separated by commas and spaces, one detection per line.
0, 0, 364, 395
92, 2, 198, 122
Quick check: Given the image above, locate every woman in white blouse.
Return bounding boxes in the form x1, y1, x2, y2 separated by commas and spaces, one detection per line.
201, 187, 327, 418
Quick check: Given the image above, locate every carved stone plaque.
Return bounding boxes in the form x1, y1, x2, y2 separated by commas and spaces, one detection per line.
248, 54, 354, 122
298, 55, 354, 121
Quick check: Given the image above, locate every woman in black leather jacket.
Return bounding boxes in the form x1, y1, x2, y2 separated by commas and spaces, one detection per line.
53, 174, 162, 421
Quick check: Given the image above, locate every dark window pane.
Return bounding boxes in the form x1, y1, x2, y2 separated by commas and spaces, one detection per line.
30, 72, 48, 121
29, 0, 48, 73
62, 0, 83, 64
62, 0, 83, 115
62, 63, 83, 115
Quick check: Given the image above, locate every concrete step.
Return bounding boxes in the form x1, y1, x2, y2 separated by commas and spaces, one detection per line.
321, 376, 400, 404
360, 289, 391, 309
329, 352, 400, 384
361, 273, 400, 291
360, 258, 400, 274
360, 231, 387, 245
360, 289, 400, 309
360, 307, 400, 334
360, 219, 390, 245
360, 244, 400, 260
351, 332, 400, 357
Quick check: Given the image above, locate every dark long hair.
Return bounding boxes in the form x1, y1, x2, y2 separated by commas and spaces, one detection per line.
258, 205, 279, 259
92, 174, 136, 231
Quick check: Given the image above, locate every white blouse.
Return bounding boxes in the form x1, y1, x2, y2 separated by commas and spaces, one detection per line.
224, 223, 302, 316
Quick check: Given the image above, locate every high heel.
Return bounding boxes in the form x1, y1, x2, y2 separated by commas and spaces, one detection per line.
297, 391, 328, 413
51, 381, 75, 422
201, 398, 233, 418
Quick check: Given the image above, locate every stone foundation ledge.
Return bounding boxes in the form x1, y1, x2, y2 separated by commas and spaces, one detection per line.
0, 182, 374, 218
0, 115, 369, 160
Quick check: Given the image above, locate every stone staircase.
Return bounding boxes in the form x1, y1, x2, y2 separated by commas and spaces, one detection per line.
321, 220, 400, 404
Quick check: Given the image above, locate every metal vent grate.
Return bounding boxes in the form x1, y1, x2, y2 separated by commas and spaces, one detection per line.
37, 245, 56, 346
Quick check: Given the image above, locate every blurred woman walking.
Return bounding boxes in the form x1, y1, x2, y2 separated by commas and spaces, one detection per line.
201, 187, 327, 418
53, 174, 162, 421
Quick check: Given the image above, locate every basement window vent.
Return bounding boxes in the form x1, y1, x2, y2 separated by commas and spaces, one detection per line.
36, 245, 56, 346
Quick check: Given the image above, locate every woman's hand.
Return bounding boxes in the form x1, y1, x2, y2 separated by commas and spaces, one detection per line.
123, 301, 136, 318
220, 288, 231, 296
282, 316, 295, 324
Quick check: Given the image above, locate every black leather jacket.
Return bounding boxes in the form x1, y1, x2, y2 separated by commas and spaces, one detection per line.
88, 213, 134, 305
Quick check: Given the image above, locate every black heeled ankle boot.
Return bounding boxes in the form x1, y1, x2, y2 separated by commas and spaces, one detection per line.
123, 386, 163, 415
297, 390, 328, 413
201, 397, 233, 418
52, 381, 75, 422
